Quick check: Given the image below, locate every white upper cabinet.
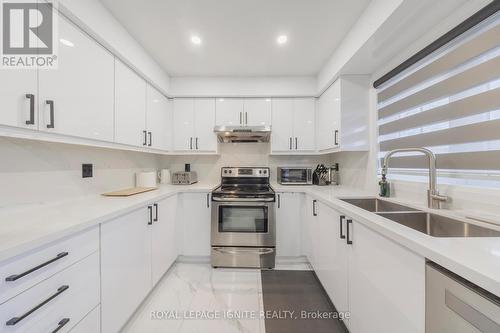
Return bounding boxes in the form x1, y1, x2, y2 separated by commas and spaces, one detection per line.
271, 98, 315, 153
146, 84, 171, 151
216, 98, 271, 127
114, 61, 147, 147
173, 98, 216, 152
271, 99, 294, 151
194, 98, 217, 151
0, 70, 37, 130
38, 14, 114, 141
317, 76, 369, 152
243, 98, 272, 126
215, 98, 244, 126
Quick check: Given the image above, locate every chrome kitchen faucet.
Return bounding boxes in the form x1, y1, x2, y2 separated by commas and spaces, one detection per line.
380, 148, 448, 209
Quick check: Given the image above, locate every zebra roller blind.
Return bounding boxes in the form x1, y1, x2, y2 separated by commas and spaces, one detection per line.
377, 10, 500, 172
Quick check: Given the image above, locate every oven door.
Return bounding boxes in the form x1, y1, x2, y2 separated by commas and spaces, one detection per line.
211, 201, 275, 247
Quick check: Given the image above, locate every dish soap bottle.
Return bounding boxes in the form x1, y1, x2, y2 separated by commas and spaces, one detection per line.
379, 174, 390, 197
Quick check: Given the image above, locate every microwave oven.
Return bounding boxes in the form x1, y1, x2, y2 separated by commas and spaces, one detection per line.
277, 167, 313, 185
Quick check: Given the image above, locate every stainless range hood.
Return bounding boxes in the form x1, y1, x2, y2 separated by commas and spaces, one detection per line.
214, 125, 271, 143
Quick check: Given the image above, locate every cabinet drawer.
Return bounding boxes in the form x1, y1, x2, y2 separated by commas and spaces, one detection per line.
69, 305, 100, 333
0, 226, 99, 304
0, 252, 100, 333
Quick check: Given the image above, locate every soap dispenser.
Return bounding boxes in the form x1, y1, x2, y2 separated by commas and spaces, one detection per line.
379, 174, 390, 197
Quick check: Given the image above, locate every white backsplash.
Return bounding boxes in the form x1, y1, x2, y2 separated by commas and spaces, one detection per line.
163, 143, 337, 184
0, 137, 162, 207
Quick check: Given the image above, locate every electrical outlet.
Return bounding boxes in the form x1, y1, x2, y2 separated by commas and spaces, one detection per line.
82, 164, 93, 178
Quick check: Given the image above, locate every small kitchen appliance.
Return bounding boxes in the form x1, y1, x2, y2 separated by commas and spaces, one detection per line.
277, 167, 313, 185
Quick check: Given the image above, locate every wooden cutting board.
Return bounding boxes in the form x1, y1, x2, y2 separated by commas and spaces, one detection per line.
102, 187, 157, 197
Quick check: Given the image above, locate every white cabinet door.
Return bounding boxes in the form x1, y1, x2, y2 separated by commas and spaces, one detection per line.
216, 98, 244, 126
194, 98, 217, 152
70, 305, 100, 333
348, 220, 425, 333
316, 205, 349, 317
38, 15, 114, 141
173, 98, 195, 151
152, 196, 178, 286
244, 98, 271, 126
276, 193, 301, 257
114, 61, 147, 147
271, 99, 294, 152
293, 98, 316, 151
300, 195, 315, 262
180, 193, 211, 256
146, 85, 171, 151
101, 207, 152, 333
0, 70, 37, 129
317, 80, 340, 151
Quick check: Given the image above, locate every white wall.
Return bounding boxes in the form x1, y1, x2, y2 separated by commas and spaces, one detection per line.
169, 76, 317, 97
0, 138, 162, 207
57, 0, 170, 95
162, 143, 336, 184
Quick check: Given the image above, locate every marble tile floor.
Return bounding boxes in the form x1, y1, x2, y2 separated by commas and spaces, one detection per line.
122, 263, 266, 333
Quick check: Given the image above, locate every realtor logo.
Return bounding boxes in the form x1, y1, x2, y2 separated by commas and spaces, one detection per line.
1, 0, 58, 68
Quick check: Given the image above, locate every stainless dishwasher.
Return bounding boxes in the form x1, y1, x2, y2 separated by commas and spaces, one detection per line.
426, 262, 500, 333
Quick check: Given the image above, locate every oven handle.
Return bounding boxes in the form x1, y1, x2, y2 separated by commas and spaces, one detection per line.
212, 247, 275, 255
211, 197, 275, 202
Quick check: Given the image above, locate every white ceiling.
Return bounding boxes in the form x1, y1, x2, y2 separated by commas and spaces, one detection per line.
100, 0, 371, 77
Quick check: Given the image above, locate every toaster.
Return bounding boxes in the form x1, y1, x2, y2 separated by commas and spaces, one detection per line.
172, 171, 198, 185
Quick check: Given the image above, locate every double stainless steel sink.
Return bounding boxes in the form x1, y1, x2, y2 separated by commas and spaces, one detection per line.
341, 198, 500, 238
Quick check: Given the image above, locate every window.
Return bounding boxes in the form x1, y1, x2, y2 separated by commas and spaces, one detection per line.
376, 11, 500, 188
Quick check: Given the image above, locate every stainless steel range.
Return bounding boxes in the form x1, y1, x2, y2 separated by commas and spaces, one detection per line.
211, 167, 276, 269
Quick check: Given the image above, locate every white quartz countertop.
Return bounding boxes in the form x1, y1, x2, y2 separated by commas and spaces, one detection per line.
0, 182, 218, 263
2, 182, 500, 297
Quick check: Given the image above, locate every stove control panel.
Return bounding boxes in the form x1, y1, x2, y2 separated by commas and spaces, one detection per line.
221, 167, 269, 178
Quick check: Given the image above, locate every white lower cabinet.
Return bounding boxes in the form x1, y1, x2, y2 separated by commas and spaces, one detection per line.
151, 195, 178, 286
348, 220, 425, 333
0, 252, 100, 333
101, 197, 179, 332
180, 193, 211, 256
300, 195, 315, 264
305, 198, 425, 333
276, 193, 302, 257
101, 207, 152, 333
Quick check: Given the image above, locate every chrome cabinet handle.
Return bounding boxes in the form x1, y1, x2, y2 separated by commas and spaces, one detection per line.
196, 137, 199, 150
5, 252, 69, 282
334, 129, 339, 146
46, 100, 54, 128
51, 318, 70, 333
25, 94, 35, 125
277, 194, 281, 208
346, 219, 353, 245
312, 200, 317, 216
240, 112, 242, 125
143, 130, 147, 146
6, 285, 69, 326
190, 137, 193, 150
289, 137, 292, 150
148, 132, 152, 147
295, 137, 298, 150
245, 112, 248, 125
340, 215, 346, 239
207, 193, 210, 208
213, 247, 274, 255
148, 206, 153, 225
153, 203, 158, 222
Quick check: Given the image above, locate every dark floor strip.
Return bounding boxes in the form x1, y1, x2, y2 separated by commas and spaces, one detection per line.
261, 270, 349, 333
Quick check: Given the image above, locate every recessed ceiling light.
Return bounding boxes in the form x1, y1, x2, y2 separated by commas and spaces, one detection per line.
191, 35, 202, 45
277, 35, 288, 45
59, 38, 74, 47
